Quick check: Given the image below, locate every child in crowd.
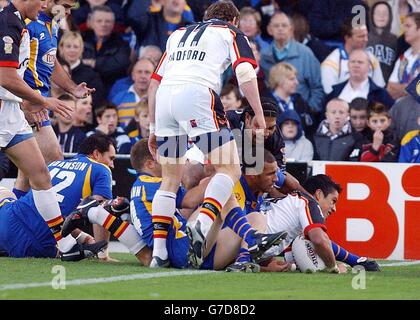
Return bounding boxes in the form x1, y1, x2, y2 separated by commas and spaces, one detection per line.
278, 110, 314, 162
125, 99, 150, 146
220, 83, 243, 112
359, 103, 400, 162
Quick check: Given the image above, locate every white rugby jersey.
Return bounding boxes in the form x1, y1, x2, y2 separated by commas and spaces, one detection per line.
152, 19, 257, 95
0, 3, 30, 102
264, 192, 327, 250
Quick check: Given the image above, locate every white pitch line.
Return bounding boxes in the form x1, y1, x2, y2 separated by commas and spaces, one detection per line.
379, 261, 420, 267
0, 270, 215, 291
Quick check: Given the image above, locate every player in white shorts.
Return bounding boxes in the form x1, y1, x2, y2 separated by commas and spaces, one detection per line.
147, 1, 271, 267
0, 0, 76, 255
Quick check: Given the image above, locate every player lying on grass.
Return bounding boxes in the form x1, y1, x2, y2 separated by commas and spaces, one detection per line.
185, 149, 379, 272
0, 186, 106, 261
226, 173, 380, 272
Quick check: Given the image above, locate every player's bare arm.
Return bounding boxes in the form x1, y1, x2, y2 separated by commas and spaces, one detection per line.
236, 62, 266, 131
0, 67, 73, 118
307, 227, 338, 271
52, 59, 95, 98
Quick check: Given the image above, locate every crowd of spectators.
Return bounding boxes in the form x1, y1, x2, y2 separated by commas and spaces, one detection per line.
1, 0, 420, 183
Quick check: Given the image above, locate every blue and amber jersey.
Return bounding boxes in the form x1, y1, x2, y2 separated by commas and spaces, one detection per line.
0, 195, 56, 258
130, 173, 186, 248
399, 130, 420, 163
45, 155, 112, 216
233, 175, 263, 214
24, 12, 59, 97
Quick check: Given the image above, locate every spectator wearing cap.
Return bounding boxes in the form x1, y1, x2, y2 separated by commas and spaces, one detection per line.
260, 12, 324, 114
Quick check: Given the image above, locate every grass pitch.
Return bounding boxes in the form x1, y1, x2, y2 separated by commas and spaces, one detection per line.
0, 254, 419, 300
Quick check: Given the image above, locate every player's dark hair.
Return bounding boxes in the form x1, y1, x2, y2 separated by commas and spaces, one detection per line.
368, 102, 390, 119
243, 96, 280, 119
264, 149, 277, 163
95, 104, 118, 118
57, 93, 75, 102
204, 1, 240, 23
349, 97, 369, 112
302, 174, 342, 197
130, 139, 153, 172
79, 133, 115, 156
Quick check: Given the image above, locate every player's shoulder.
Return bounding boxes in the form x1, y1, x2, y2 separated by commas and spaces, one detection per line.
133, 174, 162, 196
401, 130, 420, 146
288, 191, 316, 205
88, 158, 112, 174
137, 174, 162, 185
207, 19, 242, 34
0, 5, 24, 32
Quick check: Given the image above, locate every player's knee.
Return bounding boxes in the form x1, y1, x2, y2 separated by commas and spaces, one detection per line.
27, 164, 52, 189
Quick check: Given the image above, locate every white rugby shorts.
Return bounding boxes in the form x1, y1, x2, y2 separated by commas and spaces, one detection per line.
0, 100, 33, 148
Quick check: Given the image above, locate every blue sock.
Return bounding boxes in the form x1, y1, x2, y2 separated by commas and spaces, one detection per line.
225, 207, 257, 248
12, 188, 27, 199
236, 247, 251, 263
331, 241, 360, 266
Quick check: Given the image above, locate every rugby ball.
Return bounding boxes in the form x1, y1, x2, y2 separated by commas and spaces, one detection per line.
292, 235, 326, 273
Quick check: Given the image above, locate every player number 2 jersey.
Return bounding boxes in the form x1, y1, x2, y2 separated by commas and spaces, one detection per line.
152, 19, 257, 95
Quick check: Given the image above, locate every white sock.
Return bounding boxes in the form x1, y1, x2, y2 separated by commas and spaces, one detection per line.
88, 207, 146, 255
32, 188, 62, 223
58, 236, 77, 253
198, 173, 235, 237
32, 188, 75, 252
151, 190, 176, 260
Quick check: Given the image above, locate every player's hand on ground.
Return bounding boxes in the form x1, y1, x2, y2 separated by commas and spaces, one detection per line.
338, 263, 349, 274
260, 258, 291, 272
44, 97, 73, 119
98, 255, 120, 263
148, 133, 157, 160
72, 82, 95, 99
